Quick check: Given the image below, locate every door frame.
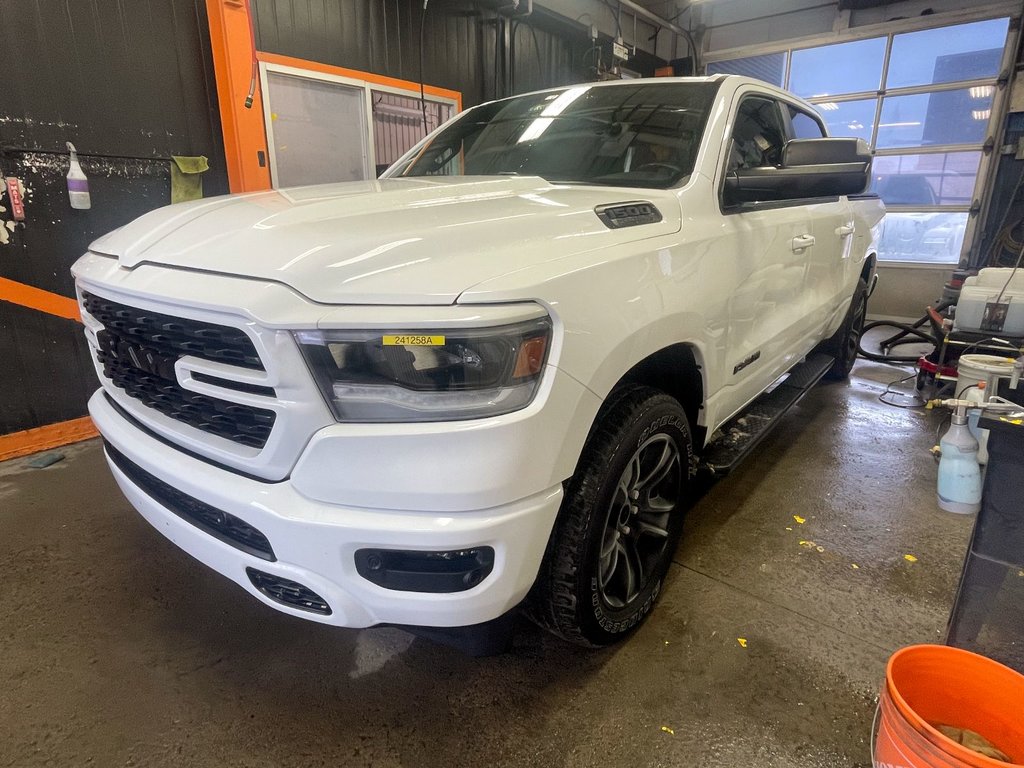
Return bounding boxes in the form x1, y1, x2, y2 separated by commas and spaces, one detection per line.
259, 60, 461, 188
204, 0, 463, 193
259, 62, 374, 187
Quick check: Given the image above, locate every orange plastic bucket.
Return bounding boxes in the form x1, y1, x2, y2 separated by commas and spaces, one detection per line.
874, 645, 1024, 768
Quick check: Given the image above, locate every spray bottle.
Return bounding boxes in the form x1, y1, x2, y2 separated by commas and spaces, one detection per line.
928, 396, 1024, 514
66, 142, 91, 210
936, 401, 982, 514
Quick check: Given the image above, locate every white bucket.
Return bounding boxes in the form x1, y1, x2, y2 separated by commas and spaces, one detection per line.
955, 353, 1017, 398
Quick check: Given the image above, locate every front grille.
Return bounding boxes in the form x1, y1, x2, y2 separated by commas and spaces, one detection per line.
100, 353, 276, 448
83, 291, 276, 449
105, 442, 276, 561
82, 291, 262, 369
247, 568, 332, 615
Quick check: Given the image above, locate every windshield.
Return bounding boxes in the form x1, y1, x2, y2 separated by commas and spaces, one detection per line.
384, 81, 720, 188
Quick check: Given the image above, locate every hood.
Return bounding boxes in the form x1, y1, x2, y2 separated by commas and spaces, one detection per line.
89, 177, 682, 305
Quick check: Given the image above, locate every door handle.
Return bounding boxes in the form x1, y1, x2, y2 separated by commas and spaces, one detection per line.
791, 234, 816, 252
836, 224, 855, 238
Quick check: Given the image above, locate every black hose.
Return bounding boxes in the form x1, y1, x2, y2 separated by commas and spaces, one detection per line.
493, 15, 502, 98
510, 21, 517, 94
419, 0, 430, 137
509, 21, 545, 93
858, 320, 936, 364
527, 22, 544, 87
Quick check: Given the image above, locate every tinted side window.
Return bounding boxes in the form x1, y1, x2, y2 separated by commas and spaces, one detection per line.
727, 97, 787, 173
788, 105, 826, 139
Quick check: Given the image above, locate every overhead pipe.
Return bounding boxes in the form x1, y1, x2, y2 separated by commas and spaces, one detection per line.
616, 0, 686, 37
614, 0, 700, 69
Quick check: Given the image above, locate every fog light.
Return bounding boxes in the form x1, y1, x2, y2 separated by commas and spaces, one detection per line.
354, 547, 496, 593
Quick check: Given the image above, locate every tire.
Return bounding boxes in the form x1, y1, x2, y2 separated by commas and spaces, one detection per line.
824, 277, 868, 381
528, 386, 693, 647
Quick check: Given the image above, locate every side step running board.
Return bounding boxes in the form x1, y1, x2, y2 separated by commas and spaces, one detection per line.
699, 353, 835, 477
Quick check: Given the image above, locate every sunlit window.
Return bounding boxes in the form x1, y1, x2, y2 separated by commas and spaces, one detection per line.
706, 17, 1010, 264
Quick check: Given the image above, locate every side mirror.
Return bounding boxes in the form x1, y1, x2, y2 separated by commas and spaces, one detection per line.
724, 138, 872, 205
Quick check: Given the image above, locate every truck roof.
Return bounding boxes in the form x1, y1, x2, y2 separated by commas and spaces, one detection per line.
478, 74, 816, 113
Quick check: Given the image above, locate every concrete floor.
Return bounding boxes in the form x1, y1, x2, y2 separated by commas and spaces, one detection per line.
0, 360, 972, 768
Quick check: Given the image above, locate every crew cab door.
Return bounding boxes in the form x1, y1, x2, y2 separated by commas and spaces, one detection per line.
782, 103, 857, 340
711, 93, 816, 424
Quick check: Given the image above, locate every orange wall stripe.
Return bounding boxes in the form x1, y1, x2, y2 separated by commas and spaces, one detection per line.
256, 51, 463, 110
0, 277, 81, 322
0, 416, 98, 462
206, 0, 272, 193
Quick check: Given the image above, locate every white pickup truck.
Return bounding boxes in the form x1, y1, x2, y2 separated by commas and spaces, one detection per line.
73, 75, 883, 651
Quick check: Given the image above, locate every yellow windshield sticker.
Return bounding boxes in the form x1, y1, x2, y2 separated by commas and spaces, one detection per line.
382, 334, 445, 346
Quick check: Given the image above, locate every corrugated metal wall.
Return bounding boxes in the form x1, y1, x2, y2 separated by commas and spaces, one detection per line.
0, 0, 228, 436
254, 0, 491, 103
251, 0, 661, 109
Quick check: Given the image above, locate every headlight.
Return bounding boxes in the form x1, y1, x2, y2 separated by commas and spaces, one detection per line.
294, 317, 552, 422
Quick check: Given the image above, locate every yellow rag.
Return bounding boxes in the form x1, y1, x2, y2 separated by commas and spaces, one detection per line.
170, 156, 209, 204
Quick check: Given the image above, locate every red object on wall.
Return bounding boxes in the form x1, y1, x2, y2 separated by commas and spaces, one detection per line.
654, 66, 675, 77
6, 177, 25, 220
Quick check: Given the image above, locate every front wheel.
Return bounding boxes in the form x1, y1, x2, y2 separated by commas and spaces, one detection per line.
824, 277, 868, 380
528, 386, 693, 647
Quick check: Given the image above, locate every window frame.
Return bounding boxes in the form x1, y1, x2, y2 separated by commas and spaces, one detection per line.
258, 60, 460, 188
718, 92, 840, 214
783, 103, 827, 140
702, 7, 1018, 265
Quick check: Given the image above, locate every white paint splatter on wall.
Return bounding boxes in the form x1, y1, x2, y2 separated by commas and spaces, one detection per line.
0, 182, 10, 245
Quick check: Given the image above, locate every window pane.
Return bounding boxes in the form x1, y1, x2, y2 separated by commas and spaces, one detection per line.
887, 18, 1009, 89
788, 37, 886, 98
814, 98, 876, 142
789, 107, 825, 139
878, 211, 968, 263
266, 72, 369, 187
871, 152, 981, 206
373, 91, 453, 176
707, 53, 786, 86
728, 97, 787, 171
876, 88, 993, 148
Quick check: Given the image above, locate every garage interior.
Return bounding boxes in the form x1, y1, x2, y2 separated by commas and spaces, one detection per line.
2, 0, 1024, 766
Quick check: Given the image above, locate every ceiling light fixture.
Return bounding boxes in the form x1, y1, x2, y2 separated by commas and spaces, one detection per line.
518, 86, 590, 144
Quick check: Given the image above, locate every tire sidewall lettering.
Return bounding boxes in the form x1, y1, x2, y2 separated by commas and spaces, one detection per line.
639, 414, 682, 447
589, 575, 663, 633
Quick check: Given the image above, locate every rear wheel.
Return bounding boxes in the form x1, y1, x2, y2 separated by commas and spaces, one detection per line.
528, 386, 693, 646
825, 277, 868, 380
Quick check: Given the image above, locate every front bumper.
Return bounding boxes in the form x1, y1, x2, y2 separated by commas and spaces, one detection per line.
91, 390, 563, 628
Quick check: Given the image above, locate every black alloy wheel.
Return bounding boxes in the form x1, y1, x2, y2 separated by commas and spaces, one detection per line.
528, 386, 693, 646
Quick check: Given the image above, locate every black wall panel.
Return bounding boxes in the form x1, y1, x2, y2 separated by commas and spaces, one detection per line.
0, 0, 228, 437
250, 0, 660, 108
0, 302, 97, 435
